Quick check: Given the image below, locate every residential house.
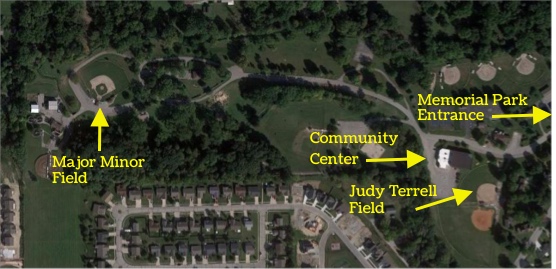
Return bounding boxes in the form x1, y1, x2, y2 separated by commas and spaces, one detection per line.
97, 216, 108, 229
131, 221, 140, 233
177, 242, 188, 256
163, 244, 176, 256
96, 244, 108, 259
150, 244, 161, 257
217, 242, 227, 256
325, 196, 338, 209
216, 219, 228, 231
266, 186, 276, 197
229, 218, 241, 233
128, 188, 141, 200
191, 219, 201, 233
279, 185, 290, 196
2, 211, 14, 222
247, 185, 261, 197
161, 219, 174, 233
143, 188, 154, 200
243, 217, 253, 231
2, 234, 13, 246
156, 187, 167, 199
204, 243, 217, 257
176, 218, 189, 233
304, 185, 316, 200
1, 223, 15, 235
209, 185, 220, 198
316, 190, 327, 203
129, 246, 141, 258
148, 220, 160, 233
191, 245, 202, 258
116, 184, 127, 197
2, 199, 15, 211
170, 187, 180, 200
274, 241, 286, 256
183, 187, 195, 200
229, 241, 239, 255
243, 242, 255, 256
235, 185, 246, 198
203, 217, 214, 232
273, 257, 287, 268
222, 185, 233, 198
131, 235, 142, 245
196, 186, 206, 199
279, 230, 287, 240
274, 216, 284, 227
92, 203, 106, 216
96, 231, 109, 244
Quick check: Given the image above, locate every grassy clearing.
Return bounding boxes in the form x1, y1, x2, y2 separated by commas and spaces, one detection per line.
379, 0, 420, 37
432, 165, 515, 268
22, 131, 87, 267
325, 234, 363, 268
242, 35, 358, 79
25, 77, 58, 96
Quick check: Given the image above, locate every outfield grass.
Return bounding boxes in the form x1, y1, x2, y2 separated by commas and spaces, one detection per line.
76, 54, 134, 99
432, 165, 515, 268
325, 234, 363, 268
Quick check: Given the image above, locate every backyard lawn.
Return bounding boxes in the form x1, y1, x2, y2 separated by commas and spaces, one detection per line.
325, 234, 363, 268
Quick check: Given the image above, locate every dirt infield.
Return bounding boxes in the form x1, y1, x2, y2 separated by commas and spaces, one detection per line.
471, 208, 494, 231
516, 54, 535, 75
34, 154, 62, 179
90, 75, 116, 95
441, 66, 461, 85
476, 183, 497, 204
476, 64, 497, 81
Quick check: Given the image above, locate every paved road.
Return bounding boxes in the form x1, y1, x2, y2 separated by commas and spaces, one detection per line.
110, 201, 374, 268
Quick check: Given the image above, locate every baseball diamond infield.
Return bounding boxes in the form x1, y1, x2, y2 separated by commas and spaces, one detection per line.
476, 64, 497, 81
441, 66, 461, 85
90, 75, 116, 95
476, 183, 497, 205
516, 54, 535, 75
471, 208, 494, 231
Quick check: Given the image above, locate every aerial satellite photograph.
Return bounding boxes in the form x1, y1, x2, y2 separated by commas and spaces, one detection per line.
0, 0, 552, 268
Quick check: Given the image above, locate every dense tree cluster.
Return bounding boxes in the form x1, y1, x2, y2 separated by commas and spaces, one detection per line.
62, 105, 290, 192
238, 78, 374, 113
1, 2, 85, 167
414, 1, 551, 62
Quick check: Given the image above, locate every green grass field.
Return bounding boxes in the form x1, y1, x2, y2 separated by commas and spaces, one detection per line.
77, 54, 134, 99
325, 234, 363, 268
242, 35, 358, 79
432, 165, 515, 267
25, 77, 58, 96
23, 179, 87, 267
379, 0, 420, 37
21, 130, 87, 267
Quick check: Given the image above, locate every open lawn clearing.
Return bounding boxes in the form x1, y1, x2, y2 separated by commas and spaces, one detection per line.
76, 54, 134, 99
149, 0, 171, 11
379, 0, 419, 37
23, 180, 87, 267
242, 35, 358, 79
458, 165, 498, 202
324, 234, 363, 268
25, 77, 58, 96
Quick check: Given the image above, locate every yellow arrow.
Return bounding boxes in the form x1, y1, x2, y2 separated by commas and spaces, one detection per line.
492, 106, 551, 124
365, 150, 426, 169
415, 188, 472, 211
91, 109, 109, 151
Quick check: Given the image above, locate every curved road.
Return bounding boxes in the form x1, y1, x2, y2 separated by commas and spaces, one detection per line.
110, 201, 374, 268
